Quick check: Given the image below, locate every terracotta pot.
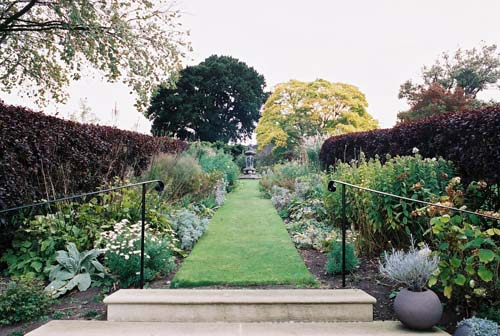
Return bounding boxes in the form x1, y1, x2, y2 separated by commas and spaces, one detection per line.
394, 288, 443, 330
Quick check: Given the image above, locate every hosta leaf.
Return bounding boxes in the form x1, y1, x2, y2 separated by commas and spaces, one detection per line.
478, 249, 495, 263
45, 280, 66, 293
91, 260, 105, 273
478, 266, 493, 282
75, 273, 92, 291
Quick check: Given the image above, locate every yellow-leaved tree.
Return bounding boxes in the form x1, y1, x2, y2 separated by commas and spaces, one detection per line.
256, 79, 378, 158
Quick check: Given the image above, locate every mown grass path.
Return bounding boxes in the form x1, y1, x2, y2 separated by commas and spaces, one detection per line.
171, 180, 317, 287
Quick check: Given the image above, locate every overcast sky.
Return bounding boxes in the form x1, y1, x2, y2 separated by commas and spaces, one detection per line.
2, 0, 500, 138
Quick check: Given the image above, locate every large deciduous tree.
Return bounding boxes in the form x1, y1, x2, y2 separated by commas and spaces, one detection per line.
398, 44, 500, 122
256, 79, 378, 157
0, 0, 190, 109
145, 55, 267, 142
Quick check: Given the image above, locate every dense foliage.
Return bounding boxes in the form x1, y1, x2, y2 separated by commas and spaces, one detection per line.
325, 153, 456, 254
0, 0, 189, 109
2, 144, 233, 289
428, 214, 500, 309
0, 101, 187, 211
320, 106, 500, 185
256, 79, 378, 159
146, 55, 267, 142
0, 279, 52, 325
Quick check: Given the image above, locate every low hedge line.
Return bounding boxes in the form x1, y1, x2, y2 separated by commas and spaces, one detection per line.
319, 106, 500, 183
0, 100, 187, 211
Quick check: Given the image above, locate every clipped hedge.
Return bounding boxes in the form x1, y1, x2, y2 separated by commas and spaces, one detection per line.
0, 101, 188, 211
319, 106, 500, 183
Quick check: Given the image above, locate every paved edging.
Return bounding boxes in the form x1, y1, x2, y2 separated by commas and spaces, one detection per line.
27, 321, 450, 336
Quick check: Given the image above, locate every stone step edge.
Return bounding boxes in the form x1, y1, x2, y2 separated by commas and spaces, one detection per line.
103, 289, 377, 305
26, 321, 450, 336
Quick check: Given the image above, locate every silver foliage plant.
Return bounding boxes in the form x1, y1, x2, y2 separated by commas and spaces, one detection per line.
379, 238, 439, 292
457, 317, 500, 336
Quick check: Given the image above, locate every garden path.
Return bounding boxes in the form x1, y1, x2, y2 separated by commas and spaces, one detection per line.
171, 179, 317, 287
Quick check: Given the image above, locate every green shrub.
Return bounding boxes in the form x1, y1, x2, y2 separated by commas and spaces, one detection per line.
143, 153, 214, 201
325, 153, 456, 254
259, 161, 312, 194
199, 151, 240, 190
325, 242, 359, 275
0, 279, 52, 325
45, 243, 105, 298
100, 219, 176, 288
428, 214, 500, 311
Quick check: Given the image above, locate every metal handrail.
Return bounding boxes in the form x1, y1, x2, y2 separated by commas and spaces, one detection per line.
0, 180, 165, 289
328, 179, 500, 288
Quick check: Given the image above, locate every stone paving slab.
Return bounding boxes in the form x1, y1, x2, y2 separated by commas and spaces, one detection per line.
104, 289, 377, 304
26, 321, 450, 336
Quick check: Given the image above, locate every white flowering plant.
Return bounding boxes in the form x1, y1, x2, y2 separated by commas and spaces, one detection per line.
99, 219, 176, 288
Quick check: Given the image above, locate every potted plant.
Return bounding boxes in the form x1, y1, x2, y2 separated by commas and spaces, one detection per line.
379, 239, 442, 330
454, 317, 499, 336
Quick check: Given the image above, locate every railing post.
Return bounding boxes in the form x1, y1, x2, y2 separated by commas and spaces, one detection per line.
140, 183, 146, 289
342, 183, 346, 288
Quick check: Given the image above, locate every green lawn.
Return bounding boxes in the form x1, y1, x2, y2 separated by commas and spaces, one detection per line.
170, 179, 318, 288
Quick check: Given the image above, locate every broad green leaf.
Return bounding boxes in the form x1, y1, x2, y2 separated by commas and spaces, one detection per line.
454, 274, 466, 286
450, 256, 461, 268
485, 228, 500, 236
465, 264, 475, 275
478, 266, 493, 282
31, 261, 43, 273
479, 249, 495, 263
75, 273, 92, 292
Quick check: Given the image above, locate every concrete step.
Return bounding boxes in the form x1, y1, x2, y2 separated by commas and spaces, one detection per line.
103, 289, 376, 323
26, 321, 450, 336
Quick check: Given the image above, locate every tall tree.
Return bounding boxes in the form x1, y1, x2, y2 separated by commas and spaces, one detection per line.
256, 79, 378, 157
397, 83, 472, 123
146, 55, 267, 142
0, 1, 190, 109
398, 44, 500, 122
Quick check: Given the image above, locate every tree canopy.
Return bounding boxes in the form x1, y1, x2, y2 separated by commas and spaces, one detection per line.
398, 44, 500, 122
256, 79, 378, 157
145, 55, 267, 142
0, 0, 189, 110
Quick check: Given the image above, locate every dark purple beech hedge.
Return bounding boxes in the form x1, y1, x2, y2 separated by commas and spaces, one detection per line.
0, 100, 188, 211
319, 105, 500, 183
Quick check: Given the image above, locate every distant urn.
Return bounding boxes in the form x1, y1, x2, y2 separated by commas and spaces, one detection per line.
243, 148, 256, 175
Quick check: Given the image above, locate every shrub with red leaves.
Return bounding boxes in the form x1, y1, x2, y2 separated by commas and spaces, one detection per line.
319, 106, 500, 184
0, 101, 188, 211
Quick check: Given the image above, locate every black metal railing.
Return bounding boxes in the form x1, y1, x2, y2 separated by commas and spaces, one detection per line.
328, 179, 500, 288
0, 180, 165, 289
